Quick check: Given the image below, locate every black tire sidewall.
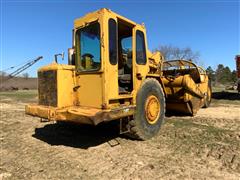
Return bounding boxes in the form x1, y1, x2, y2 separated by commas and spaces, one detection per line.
135, 79, 165, 139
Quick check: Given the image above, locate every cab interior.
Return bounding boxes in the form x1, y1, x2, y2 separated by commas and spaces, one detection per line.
117, 19, 134, 94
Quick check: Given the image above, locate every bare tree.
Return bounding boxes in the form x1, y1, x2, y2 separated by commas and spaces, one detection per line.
154, 45, 200, 64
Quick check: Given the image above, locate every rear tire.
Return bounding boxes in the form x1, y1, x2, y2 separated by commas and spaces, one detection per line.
127, 78, 165, 140
203, 79, 212, 108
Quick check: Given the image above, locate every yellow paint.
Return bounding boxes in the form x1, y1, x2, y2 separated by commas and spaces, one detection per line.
162, 60, 210, 115
145, 95, 160, 124
38, 62, 77, 108
76, 73, 103, 108
57, 68, 77, 107
26, 8, 211, 124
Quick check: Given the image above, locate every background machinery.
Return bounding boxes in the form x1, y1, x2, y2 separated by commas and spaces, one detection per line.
1, 56, 43, 82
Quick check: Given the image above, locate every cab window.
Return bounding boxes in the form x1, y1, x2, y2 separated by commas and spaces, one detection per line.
76, 22, 101, 71
136, 30, 146, 65
109, 19, 117, 65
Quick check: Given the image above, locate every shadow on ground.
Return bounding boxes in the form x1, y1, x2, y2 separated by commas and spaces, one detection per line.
33, 91, 240, 148
165, 111, 192, 117
32, 121, 122, 149
212, 91, 240, 100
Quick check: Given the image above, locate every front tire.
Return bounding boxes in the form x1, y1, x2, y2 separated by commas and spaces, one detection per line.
127, 78, 165, 140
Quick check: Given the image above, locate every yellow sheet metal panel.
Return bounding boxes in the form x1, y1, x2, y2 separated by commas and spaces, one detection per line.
37, 63, 76, 108
132, 24, 150, 104
38, 62, 75, 72
25, 103, 135, 125
74, 8, 137, 29
74, 9, 100, 29
76, 74, 103, 108
105, 56, 119, 100
57, 69, 77, 108
162, 75, 204, 98
198, 76, 209, 93
104, 14, 119, 100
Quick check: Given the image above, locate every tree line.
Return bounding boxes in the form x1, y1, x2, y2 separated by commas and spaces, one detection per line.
0, 71, 30, 79
155, 45, 237, 85
206, 65, 237, 85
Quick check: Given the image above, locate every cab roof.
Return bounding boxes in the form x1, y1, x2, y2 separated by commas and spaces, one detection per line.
74, 8, 142, 29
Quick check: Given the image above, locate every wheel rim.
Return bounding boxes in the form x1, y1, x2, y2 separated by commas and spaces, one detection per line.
145, 95, 160, 124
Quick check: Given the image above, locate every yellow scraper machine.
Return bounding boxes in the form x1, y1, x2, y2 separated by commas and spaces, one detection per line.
26, 9, 211, 140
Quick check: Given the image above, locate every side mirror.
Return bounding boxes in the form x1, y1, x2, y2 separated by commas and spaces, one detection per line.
54, 52, 64, 63
68, 48, 75, 65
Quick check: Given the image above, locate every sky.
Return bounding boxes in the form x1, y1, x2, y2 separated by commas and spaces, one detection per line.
1, 0, 239, 77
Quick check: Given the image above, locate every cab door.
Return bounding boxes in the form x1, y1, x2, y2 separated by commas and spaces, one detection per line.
132, 25, 149, 100
105, 17, 119, 101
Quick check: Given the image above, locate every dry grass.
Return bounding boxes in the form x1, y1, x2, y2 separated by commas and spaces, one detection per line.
0, 89, 239, 179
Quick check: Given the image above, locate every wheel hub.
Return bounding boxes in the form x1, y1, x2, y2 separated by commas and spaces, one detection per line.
145, 95, 160, 124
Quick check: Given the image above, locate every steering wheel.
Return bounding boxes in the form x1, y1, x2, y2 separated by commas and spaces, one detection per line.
80, 53, 94, 69
81, 53, 94, 59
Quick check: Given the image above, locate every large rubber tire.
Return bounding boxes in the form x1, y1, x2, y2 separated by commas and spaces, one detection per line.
127, 78, 165, 140
203, 79, 212, 108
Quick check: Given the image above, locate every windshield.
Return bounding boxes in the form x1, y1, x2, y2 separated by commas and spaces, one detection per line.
76, 22, 101, 71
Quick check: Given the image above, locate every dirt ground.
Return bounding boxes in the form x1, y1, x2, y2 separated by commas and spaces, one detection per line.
0, 90, 240, 179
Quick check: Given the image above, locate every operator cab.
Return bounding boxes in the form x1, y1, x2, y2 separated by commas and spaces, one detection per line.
68, 8, 148, 109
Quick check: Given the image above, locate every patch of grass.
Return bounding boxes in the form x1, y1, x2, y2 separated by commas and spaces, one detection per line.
166, 118, 237, 147
212, 86, 225, 92
211, 99, 240, 106
166, 118, 240, 169
0, 90, 38, 103
168, 118, 202, 129
211, 86, 240, 105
